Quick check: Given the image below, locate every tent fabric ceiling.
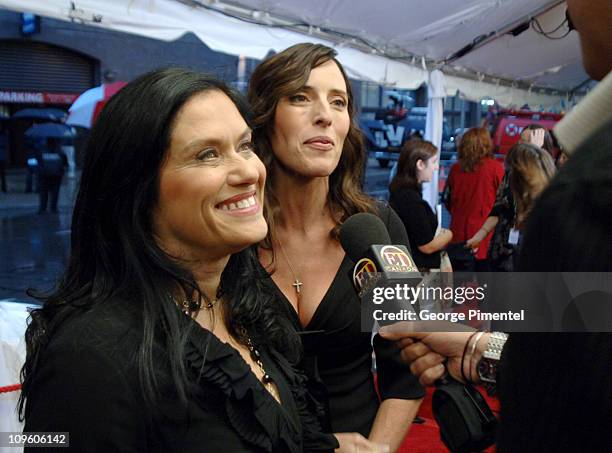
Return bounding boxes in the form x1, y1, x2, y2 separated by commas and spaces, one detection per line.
227, 0, 586, 91
453, 4, 586, 89
0, 0, 585, 109
227, 0, 552, 60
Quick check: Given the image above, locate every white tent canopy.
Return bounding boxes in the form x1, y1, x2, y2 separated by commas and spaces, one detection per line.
0, 0, 587, 110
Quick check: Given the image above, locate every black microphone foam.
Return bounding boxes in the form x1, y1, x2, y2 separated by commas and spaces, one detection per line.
340, 213, 391, 262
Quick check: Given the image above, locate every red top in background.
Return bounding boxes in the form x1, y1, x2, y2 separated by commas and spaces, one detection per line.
446, 158, 505, 260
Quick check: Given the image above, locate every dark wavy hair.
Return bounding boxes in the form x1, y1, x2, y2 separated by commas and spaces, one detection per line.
247, 43, 376, 247
389, 139, 438, 193
18, 68, 299, 420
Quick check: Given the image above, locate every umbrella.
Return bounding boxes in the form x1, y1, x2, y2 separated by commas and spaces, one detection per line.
12, 108, 67, 122
25, 122, 76, 138
66, 81, 127, 128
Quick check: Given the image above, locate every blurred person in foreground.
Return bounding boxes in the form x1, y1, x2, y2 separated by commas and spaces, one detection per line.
248, 43, 423, 452
380, 0, 612, 450
443, 127, 503, 271
19, 68, 354, 452
390, 139, 453, 271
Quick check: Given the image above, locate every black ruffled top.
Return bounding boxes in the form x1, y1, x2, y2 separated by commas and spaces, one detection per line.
184, 324, 339, 452
23, 298, 339, 452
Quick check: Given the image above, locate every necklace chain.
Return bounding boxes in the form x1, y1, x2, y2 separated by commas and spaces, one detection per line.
277, 238, 303, 297
241, 328, 280, 403
179, 295, 219, 314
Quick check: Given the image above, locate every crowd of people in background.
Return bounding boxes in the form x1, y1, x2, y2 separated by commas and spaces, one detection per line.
390, 122, 560, 274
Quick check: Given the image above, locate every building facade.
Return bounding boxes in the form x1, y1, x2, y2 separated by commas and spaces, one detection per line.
0, 8, 244, 167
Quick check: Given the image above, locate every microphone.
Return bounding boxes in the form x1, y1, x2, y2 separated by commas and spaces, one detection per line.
340, 214, 497, 452
339, 213, 421, 320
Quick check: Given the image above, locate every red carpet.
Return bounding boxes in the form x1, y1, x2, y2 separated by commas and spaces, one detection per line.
398, 386, 500, 452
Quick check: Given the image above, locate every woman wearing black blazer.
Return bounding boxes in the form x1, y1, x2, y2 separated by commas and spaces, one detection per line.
19, 69, 346, 452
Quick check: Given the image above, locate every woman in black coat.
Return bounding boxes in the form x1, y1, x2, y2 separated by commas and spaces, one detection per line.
19, 68, 342, 452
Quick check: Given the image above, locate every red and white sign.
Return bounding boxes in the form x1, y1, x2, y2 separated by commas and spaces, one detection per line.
0, 90, 79, 105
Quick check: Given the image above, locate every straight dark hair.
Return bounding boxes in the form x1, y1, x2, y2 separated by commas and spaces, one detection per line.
19, 68, 299, 420
389, 139, 438, 193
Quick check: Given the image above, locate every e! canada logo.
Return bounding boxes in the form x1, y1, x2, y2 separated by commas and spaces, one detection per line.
353, 258, 377, 291
379, 246, 417, 272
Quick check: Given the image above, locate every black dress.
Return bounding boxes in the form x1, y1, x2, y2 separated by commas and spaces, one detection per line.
23, 298, 338, 452
263, 204, 425, 436
389, 187, 440, 270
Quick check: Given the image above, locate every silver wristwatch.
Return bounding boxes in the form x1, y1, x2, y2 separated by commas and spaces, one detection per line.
477, 332, 508, 384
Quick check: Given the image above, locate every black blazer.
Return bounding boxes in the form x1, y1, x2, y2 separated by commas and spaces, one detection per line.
24, 298, 338, 452
496, 117, 612, 452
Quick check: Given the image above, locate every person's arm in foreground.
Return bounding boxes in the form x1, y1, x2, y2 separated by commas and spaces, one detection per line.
334, 432, 389, 453
369, 398, 422, 452
369, 333, 424, 452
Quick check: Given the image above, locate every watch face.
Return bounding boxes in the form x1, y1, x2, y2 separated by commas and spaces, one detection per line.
478, 359, 497, 383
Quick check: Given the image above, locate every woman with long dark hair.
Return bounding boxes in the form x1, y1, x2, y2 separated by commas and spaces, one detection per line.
390, 139, 453, 270
19, 68, 340, 452
248, 43, 423, 452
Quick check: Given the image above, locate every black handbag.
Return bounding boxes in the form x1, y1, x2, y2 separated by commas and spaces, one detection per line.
446, 242, 475, 271
432, 378, 497, 453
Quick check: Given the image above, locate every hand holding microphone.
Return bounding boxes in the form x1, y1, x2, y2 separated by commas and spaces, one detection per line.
340, 213, 497, 452
379, 326, 491, 386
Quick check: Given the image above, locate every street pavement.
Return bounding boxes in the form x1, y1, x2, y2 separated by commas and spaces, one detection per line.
0, 169, 78, 304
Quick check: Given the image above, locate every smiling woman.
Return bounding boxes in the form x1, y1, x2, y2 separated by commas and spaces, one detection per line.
18, 68, 340, 452
154, 90, 267, 263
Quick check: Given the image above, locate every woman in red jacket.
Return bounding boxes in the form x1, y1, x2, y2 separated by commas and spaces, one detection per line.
444, 127, 504, 271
